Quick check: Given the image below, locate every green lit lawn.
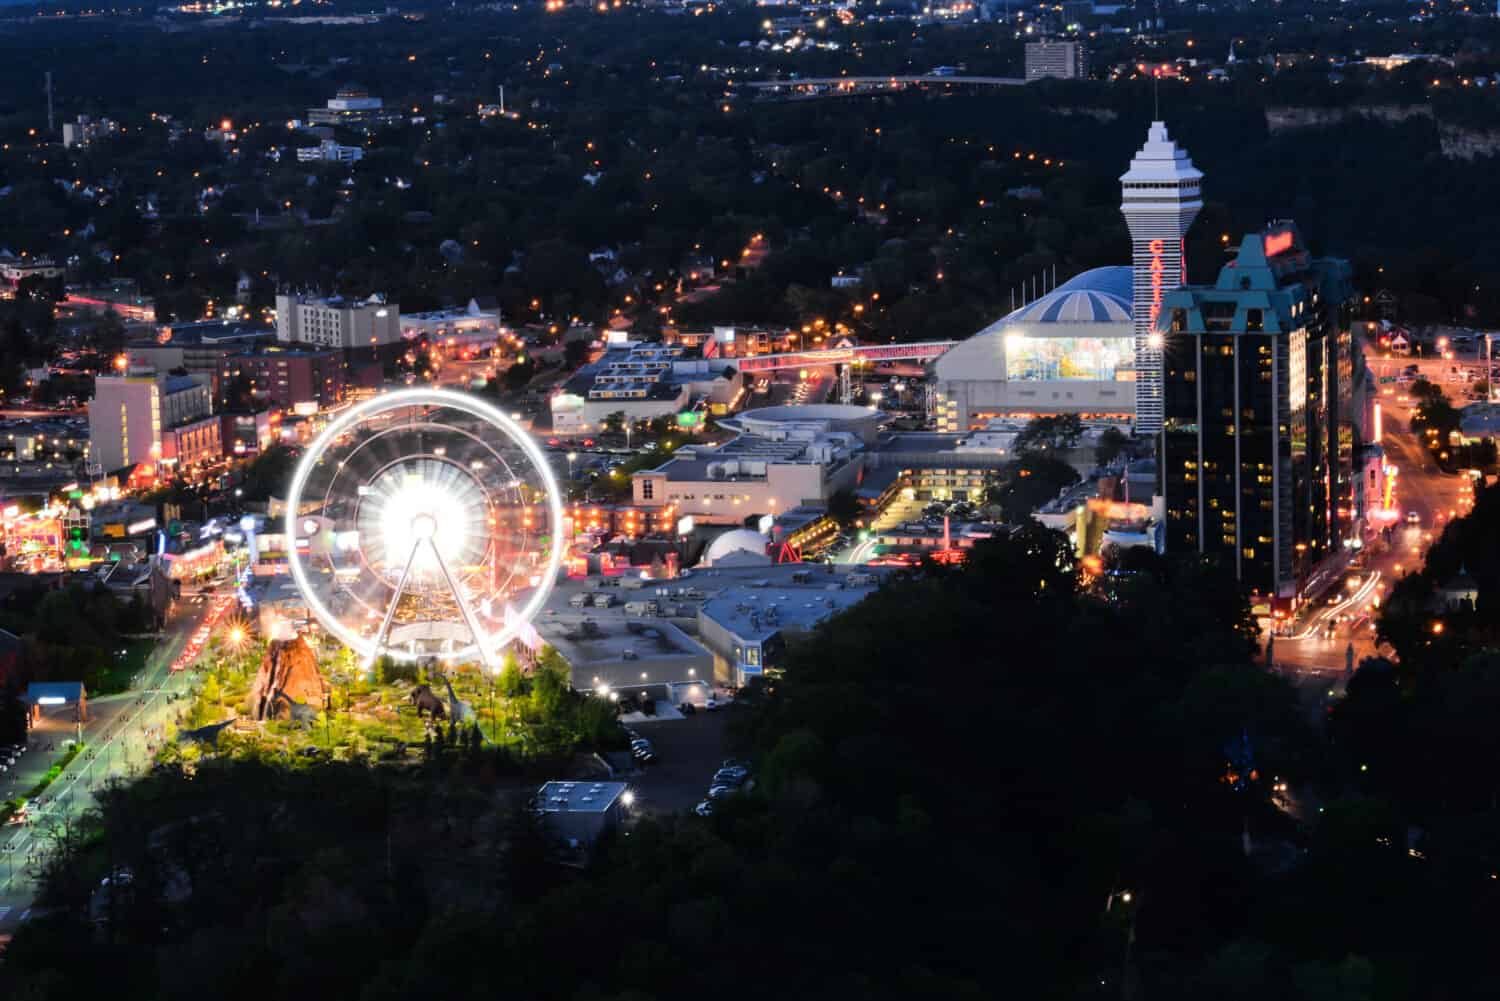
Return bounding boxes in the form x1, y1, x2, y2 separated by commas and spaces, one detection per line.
165, 636, 592, 767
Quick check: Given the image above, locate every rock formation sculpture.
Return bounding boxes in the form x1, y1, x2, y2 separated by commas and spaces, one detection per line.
247, 636, 328, 721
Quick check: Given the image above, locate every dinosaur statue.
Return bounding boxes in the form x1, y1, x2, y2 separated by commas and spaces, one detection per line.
409, 684, 446, 720
179, 719, 236, 747
443, 677, 474, 723
275, 692, 321, 729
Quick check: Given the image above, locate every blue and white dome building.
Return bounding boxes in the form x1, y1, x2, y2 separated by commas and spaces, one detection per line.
930, 267, 1137, 431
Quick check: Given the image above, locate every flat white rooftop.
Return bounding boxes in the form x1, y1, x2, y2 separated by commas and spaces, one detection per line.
536, 780, 628, 814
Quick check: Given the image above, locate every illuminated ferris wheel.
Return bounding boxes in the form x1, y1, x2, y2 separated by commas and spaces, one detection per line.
284, 388, 565, 670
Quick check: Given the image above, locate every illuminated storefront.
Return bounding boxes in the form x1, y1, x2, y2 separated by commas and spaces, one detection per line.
1003, 334, 1135, 382
166, 540, 226, 580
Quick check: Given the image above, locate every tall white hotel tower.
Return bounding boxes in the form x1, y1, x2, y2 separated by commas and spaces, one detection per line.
1120, 121, 1203, 435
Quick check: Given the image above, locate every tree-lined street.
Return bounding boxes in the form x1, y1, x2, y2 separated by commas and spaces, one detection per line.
0, 591, 214, 938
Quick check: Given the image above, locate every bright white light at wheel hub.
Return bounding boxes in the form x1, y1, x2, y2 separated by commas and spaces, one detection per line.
358, 461, 486, 585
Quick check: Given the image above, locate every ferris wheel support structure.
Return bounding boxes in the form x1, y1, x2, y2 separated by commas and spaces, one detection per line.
365, 531, 498, 674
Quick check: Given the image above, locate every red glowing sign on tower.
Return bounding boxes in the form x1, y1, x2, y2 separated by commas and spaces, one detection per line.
1263, 230, 1295, 257
1147, 238, 1165, 328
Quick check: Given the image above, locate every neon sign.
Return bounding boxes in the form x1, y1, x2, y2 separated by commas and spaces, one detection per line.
1148, 238, 1164, 329
1264, 230, 1294, 257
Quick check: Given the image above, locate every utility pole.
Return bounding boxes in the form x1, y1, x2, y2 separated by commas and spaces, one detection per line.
45, 71, 54, 135
498, 84, 505, 116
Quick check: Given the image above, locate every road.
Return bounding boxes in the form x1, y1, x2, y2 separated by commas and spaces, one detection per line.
1271, 351, 1474, 682
0, 592, 217, 937
0, 408, 85, 419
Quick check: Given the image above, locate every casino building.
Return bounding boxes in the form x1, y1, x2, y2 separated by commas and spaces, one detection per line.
931, 120, 1203, 434
930, 267, 1137, 431
1157, 222, 1360, 608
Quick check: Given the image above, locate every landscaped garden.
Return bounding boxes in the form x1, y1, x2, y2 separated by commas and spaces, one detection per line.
163, 628, 622, 771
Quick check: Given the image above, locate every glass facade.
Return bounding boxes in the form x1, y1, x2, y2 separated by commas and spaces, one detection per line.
1160, 226, 1357, 603
1004, 335, 1135, 382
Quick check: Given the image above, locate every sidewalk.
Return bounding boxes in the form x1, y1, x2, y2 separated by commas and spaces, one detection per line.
1, 723, 77, 808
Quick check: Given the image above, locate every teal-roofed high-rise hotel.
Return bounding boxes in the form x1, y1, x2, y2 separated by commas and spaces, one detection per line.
1157, 223, 1359, 610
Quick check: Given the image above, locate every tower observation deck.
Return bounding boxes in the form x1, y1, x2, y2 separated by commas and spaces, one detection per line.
1120, 121, 1203, 435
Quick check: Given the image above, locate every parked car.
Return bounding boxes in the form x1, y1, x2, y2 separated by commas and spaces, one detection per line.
713, 769, 747, 787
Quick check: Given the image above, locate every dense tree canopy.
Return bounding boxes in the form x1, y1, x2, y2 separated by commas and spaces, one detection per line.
0, 526, 1352, 999
2, 6, 1500, 362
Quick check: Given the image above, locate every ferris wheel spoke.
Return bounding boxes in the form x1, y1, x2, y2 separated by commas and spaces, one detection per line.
428, 541, 497, 673
366, 537, 423, 670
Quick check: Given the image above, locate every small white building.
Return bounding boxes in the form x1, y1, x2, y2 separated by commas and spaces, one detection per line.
296, 139, 364, 164
0, 254, 65, 285
306, 84, 400, 131
534, 781, 629, 847
61, 115, 120, 149
398, 299, 502, 348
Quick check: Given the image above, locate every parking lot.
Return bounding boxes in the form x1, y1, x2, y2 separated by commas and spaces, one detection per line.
626, 706, 742, 817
